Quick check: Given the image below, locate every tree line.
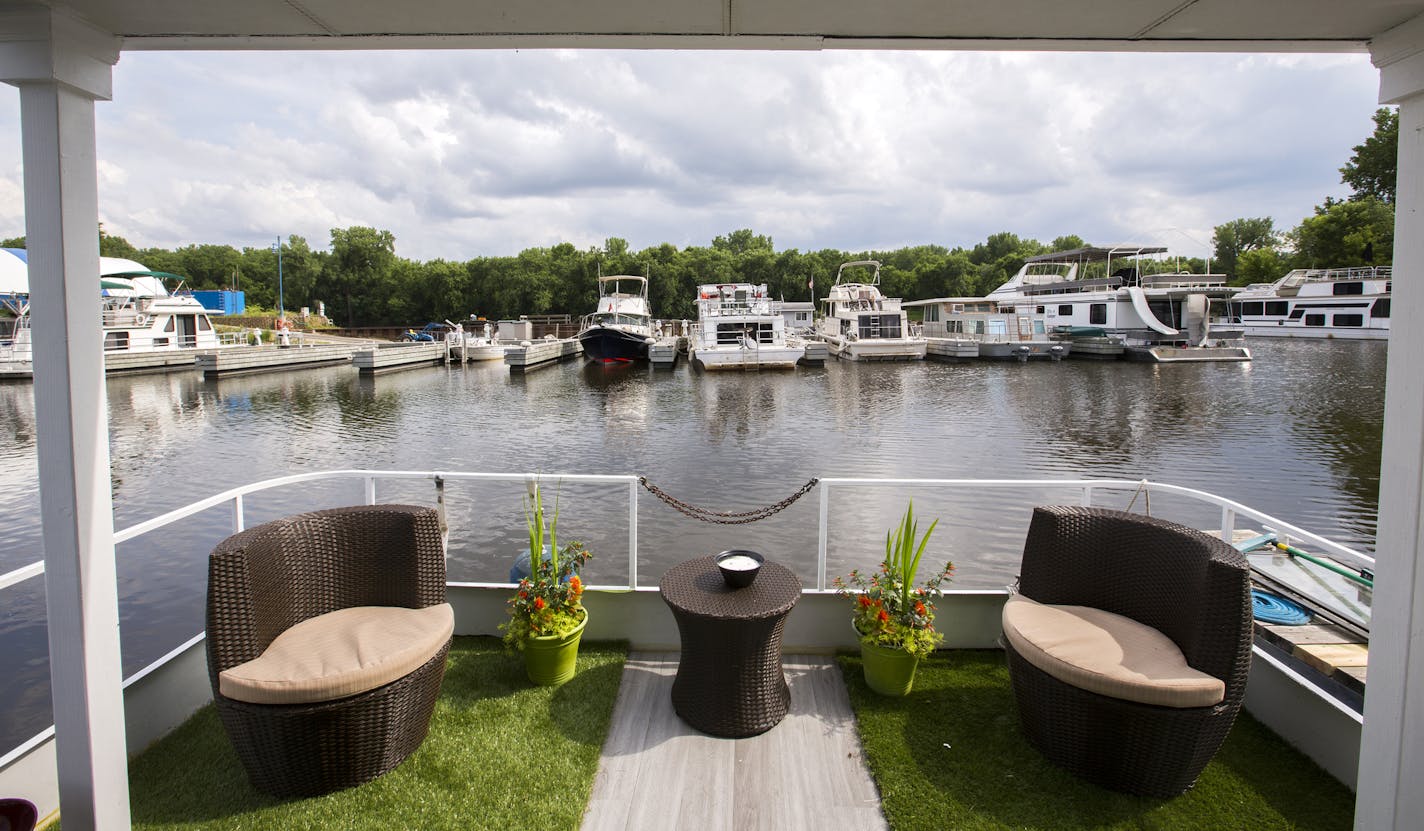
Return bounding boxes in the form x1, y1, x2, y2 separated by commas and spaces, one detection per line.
2, 109, 1396, 327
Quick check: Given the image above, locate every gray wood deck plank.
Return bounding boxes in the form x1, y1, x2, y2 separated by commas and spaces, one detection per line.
583, 652, 887, 831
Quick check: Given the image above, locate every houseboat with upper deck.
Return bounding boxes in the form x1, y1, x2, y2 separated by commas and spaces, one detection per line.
1228, 266, 1390, 340
986, 245, 1250, 362
0, 256, 223, 380
688, 282, 805, 370
815, 260, 926, 361
577, 274, 655, 363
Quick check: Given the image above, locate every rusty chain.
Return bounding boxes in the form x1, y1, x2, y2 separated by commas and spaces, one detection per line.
638, 477, 820, 524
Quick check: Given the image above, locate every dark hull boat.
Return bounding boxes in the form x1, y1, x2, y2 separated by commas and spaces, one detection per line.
578, 324, 651, 362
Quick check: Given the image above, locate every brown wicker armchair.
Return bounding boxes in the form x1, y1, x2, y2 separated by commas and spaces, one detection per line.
1003, 506, 1252, 797
206, 504, 452, 798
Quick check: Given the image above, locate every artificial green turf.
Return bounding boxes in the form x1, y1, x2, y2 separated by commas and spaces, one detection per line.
838, 650, 1356, 831
124, 637, 626, 831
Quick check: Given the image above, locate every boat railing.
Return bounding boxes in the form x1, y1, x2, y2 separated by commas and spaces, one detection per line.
0, 472, 1374, 598
1293, 266, 1392, 283
0, 471, 1377, 766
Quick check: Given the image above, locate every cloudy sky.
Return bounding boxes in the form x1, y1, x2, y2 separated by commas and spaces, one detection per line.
0, 49, 1382, 262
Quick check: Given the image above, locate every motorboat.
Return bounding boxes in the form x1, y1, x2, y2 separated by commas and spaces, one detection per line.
1228, 266, 1390, 340
448, 321, 509, 361
986, 245, 1250, 362
577, 274, 654, 363
688, 283, 804, 370
814, 260, 926, 361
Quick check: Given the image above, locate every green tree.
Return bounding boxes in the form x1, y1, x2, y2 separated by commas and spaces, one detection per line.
711, 229, 774, 256
98, 225, 140, 259
0, 236, 23, 248
1235, 247, 1286, 285
1289, 196, 1394, 268
1212, 217, 1278, 279
326, 226, 396, 326
1341, 107, 1397, 204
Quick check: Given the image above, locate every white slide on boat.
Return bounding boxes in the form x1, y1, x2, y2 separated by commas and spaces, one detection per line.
1126, 285, 1179, 335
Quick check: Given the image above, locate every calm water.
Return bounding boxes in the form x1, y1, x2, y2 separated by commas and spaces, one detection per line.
0, 339, 1387, 750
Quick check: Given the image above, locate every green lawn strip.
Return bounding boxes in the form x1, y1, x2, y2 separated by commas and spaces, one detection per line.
838, 649, 1355, 831
125, 637, 626, 831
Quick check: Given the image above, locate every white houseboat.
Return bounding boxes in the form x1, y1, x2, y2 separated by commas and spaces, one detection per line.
1, 257, 223, 379
815, 260, 926, 361
1228, 266, 1390, 340
986, 245, 1250, 362
577, 274, 655, 363
688, 283, 805, 370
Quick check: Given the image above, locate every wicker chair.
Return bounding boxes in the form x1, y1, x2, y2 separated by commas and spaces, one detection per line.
1003, 506, 1252, 797
206, 504, 451, 798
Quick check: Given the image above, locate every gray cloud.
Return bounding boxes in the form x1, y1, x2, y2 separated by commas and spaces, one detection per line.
0, 49, 1381, 262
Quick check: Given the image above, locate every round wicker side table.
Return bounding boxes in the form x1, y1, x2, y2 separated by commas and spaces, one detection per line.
659, 556, 801, 738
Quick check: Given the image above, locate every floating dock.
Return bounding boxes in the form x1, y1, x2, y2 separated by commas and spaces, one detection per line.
197, 344, 358, 379
353, 342, 449, 376
924, 337, 1069, 362
504, 338, 583, 373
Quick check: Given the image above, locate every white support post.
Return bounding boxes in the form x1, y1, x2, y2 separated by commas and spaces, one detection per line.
1363, 15, 1424, 829
627, 480, 638, 589
817, 484, 830, 590
1, 6, 125, 829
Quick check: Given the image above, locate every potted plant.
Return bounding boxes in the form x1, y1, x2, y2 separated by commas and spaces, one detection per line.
502, 478, 592, 686
833, 500, 954, 696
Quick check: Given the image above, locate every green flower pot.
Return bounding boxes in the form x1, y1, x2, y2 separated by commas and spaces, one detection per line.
859, 635, 921, 697
524, 613, 588, 686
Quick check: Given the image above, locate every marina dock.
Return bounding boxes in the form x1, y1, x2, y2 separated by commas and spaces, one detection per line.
505, 337, 583, 372
196, 344, 358, 379
352, 342, 448, 376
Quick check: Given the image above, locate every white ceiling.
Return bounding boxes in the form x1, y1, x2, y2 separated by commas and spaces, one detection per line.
36, 0, 1424, 52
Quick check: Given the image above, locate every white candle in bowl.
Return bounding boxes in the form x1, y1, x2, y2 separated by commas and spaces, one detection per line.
719, 554, 760, 571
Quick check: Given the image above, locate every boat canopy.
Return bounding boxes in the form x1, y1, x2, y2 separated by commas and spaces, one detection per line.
0, 253, 176, 297
1023, 245, 1169, 264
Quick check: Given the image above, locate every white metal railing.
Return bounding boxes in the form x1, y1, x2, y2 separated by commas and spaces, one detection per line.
0, 471, 1379, 769
1, 472, 1375, 597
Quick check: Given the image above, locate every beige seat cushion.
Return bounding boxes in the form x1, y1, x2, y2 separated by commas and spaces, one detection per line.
220, 603, 454, 705
1002, 594, 1225, 708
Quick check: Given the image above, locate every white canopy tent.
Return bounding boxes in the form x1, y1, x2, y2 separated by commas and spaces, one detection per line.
3, 2, 1423, 828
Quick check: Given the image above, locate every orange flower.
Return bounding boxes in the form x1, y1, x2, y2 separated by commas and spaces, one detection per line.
858, 595, 872, 608
518, 591, 528, 599
533, 597, 545, 611
877, 609, 890, 623
914, 602, 927, 616
570, 575, 583, 595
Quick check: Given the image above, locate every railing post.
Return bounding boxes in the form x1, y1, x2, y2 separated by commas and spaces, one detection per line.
1220, 506, 1236, 543
232, 494, 245, 533
628, 479, 639, 589
364, 476, 376, 505
817, 482, 830, 591
1081, 486, 1094, 507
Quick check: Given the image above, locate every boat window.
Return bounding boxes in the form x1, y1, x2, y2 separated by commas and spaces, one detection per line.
1242, 302, 1264, 316
1335, 314, 1364, 327
1058, 305, 1073, 316
104, 331, 128, 351
1033, 320, 1046, 334
164, 317, 176, 332
1036, 306, 1045, 314
1089, 304, 1106, 325
1304, 314, 1326, 327
924, 306, 940, 322
1372, 299, 1391, 318
1289, 309, 1306, 320
970, 320, 985, 335
988, 320, 1008, 336
1265, 301, 1289, 316
198, 316, 212, 331
1333, 282, 1364, 296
